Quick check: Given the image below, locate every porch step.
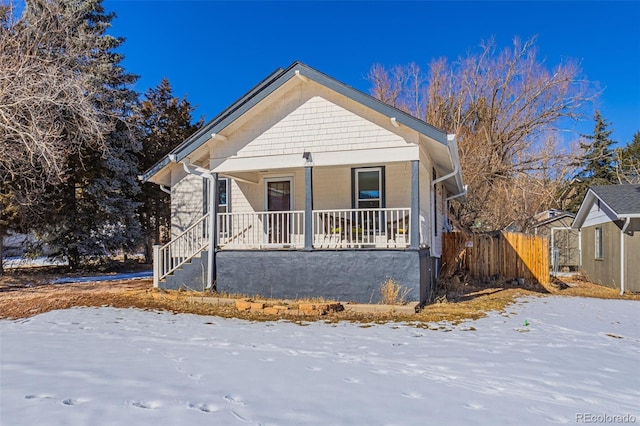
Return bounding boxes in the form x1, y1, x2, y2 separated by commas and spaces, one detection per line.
163, 250, 209, 291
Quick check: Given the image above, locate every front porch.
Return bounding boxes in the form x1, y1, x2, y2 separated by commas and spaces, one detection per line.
154, 160, 425, 290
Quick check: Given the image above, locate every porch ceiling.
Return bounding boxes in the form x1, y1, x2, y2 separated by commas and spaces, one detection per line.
211, 146, 420, 174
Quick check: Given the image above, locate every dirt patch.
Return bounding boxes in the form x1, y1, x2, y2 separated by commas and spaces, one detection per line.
1, 271, 637, 324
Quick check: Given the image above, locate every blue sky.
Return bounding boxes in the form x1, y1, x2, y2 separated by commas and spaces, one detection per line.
104, 0, 640, 147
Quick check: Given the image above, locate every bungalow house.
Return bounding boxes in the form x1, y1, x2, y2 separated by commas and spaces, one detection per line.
572, 184, 640, 294
141, 62, 466, 304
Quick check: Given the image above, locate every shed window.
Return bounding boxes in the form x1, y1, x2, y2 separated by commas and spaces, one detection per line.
595, 227, 603, 259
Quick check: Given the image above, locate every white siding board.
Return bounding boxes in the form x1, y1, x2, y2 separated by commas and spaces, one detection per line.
385, 163, 411, 208
582, 202, 619, 228
170, 170, 204, 238
210, 82, 416, 164
311, 167, 352, 210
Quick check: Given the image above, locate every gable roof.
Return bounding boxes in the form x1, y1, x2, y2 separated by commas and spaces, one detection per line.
572, 184, 640, 228
140, 61, 464, 195
532, 212, 575, 228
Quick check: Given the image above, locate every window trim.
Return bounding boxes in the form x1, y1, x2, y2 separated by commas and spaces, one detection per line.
352, 166, 385, 210
264, 176, 294, 212
203, 177, 230, 214
218, 178, 229, 214
595, 226, 603, 260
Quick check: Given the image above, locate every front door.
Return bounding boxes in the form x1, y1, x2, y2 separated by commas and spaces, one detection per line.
266, 179, 291, 244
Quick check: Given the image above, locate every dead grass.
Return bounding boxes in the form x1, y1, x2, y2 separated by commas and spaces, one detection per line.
1, 269, 637, 325
379, 278, 413, 305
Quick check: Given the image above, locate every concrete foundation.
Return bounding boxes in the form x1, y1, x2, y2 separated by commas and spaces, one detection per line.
215, 249, 433, 304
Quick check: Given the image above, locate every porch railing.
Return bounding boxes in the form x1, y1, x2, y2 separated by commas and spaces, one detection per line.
218, 211, 305, 248
155, 213, 210, 282
313, 208, 410, 248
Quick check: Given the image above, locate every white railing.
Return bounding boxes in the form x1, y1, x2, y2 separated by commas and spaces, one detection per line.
313, 208, 410, 248
155, 213, 210, 282
218, 211, 305, 248
154, 208, 412, 285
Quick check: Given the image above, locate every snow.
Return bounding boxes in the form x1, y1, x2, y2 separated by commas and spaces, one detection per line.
2, 256, 67, 269
50, 270, 153, 284
1, 296, 638, 425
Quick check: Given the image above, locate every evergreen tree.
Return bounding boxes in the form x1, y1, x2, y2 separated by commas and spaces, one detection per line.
616, 131, 640, 184
564, 111, 618, 212
26, 0, 143, 269
134, 78, 202, 262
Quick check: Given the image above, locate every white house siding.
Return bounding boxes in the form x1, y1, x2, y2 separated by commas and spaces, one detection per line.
384, 163, 411, 208
170, 169, 205, 238
311, 167, 352, 210
582, 202, 617, 228
228, 169, 305, 214
210, 82, 416, 165
235, 95, 406, 157
227, 164, 410, 214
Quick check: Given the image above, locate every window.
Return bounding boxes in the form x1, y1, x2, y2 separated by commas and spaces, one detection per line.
355, 167, 383, 209
203, 178, 230, 239
352, 167, 385, 237
203, 177, 229, 214
217, 178, 230, 238
595, 227, 603, 259
218, 178, 229, 213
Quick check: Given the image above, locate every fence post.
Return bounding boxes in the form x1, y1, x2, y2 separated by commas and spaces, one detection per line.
152, 244, 160, 288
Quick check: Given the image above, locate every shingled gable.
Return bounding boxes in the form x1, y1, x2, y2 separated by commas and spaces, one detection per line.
140, 61, 464, 196
573, 184, 640, 229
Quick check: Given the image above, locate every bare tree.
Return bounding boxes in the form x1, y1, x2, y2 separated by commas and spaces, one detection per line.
615, 131, 640, 184
369, 37, 596, 231
0, 0, 109, 272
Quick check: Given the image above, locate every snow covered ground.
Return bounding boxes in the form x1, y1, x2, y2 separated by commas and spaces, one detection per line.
1, 296, 638, 425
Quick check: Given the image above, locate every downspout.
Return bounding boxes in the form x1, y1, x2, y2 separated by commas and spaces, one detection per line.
432, 165, 459, 187
620, 217, 630, 296
159, 185, 171, 195
176, 158, 217, 291
431, 134, 463, 251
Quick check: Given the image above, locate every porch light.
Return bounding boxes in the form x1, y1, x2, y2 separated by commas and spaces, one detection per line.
302, 151, 313, 164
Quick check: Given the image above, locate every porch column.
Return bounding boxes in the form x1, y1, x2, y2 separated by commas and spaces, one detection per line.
208, 172, 218, 290
410, 160, 420, 249
304, 166, 313, 250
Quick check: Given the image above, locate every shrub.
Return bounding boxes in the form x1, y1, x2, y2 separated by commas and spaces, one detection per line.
380, 278, 412, 305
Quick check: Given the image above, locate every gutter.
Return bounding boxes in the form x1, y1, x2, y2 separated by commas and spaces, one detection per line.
446, 185, 467, 201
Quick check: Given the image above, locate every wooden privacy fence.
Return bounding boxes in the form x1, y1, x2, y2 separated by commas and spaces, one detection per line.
442, 231, 550, 285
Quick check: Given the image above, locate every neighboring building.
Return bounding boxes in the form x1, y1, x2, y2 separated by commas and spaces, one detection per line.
141, 62, 466, 304
572, 184, 640, 294
531, 211, 579, 272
